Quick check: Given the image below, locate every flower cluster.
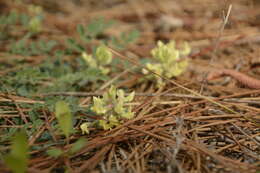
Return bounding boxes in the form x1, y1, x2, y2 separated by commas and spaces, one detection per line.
81, 45, 112, 74
27, 5, 43, 33
81, 86, 135, 133
142, 40, 191, 87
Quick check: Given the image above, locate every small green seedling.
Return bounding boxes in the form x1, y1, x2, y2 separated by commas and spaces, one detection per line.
55, 101, 73, 139
142, 40, 191, 87
81, 45, 112, 74
4, 130, 29, 173
80, 86, 135, 132
47, 138, 86, 158
49, 102, 87, 159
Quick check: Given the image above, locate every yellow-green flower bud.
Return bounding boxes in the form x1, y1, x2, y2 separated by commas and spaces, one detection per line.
80, 123, 90, 134
96, 45, 112, 65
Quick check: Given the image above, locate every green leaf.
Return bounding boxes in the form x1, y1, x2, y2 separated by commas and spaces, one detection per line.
38, 40, 57, 53
111, 29, 140, 50
69, 138, 87, 154
77, 24, 90, 43
86, 17, 114, 37
66, 38, 85, 52
77, 24, 85, 37
121, 29, 140, 43
46, 148, 63, 158
4, 155, 26, 173
20, 13, 30, 26
4, 130, 29, 173
10, 131, 28, 161
55, 101, 73, 138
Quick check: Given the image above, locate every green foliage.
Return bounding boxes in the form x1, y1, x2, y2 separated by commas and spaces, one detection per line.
41, 96, 82, 116
9, 35, 57, 56
66, 18, 115, 53
85, 17, 115, 38
66, 38, 85, 53
67, 18, 139, 54
0, 11, 18, 26
142, 40, 191, 87
0, 5, 44, 40
0, 128, 18, 143
111, 29, 140, 49
81, 45, 112, 74
3, 130, 29, 173
55, 101, 73, 139
69, 138, 86, 154
81, 86, 135, 132
0, 13, 139, 170
47, 138, 86, 158
0, 49, 108, 96
0, 11, 18, 40
46, 148, 63, 158
52, 68, 108, 91
2, 66, 48, 96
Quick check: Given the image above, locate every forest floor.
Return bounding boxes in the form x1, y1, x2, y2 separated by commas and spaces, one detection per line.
0, 0, 259, 173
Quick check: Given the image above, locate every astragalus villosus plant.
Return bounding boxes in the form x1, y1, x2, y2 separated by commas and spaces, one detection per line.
80, 86, 135, 133
142, 40, 191, 87
81, 45, 113, 75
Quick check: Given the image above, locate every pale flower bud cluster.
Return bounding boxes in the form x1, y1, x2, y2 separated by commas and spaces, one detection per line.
142, 40, 191, 87
81, 45, 112, 74
81, 86, 135, 133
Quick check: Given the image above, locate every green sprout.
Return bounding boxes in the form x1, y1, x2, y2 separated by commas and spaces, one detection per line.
80, 86, 135, 132
4, 130, 29, 173
142, 40, 191, 87
55, 101, 73, 139
81, 45, 112, 74
47, 138, 86, 158
48, 102, 87, 160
